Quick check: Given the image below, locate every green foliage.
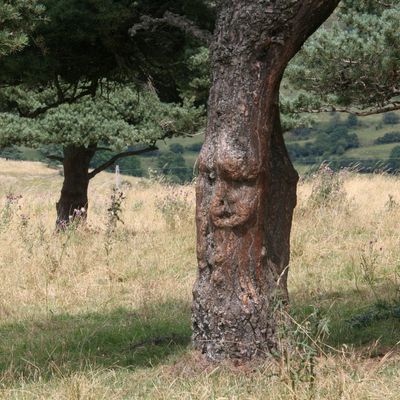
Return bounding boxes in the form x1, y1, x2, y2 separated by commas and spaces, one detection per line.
388, 145, 400, 171
383, 112, 400, 125
0, 0, 44, 58
0, 84, 205, 153
157, 151, 192, 184
0, 145, 23, 160
346, 114, 358, 127
0, 112, 39, 148
347, 301, 400, 328
287, 116, 359, 162
0, 0, 214, 101
374, 131, 400, 145
185, 142, 202, 152
169, 143, 184, 154
179, 46, 210, 105
91, 150, 144, 177
286, 1, 400, 113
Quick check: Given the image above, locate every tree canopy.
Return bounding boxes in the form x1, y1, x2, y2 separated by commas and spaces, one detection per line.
0, 84, 204, 171
0, 0, 214, 109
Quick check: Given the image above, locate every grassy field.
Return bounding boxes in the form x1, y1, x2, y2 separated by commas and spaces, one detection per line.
0, 159, 400, 399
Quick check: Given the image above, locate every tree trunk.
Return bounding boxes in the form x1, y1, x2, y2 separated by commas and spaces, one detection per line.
56, 145, 96, 227
192, 0, 340, 361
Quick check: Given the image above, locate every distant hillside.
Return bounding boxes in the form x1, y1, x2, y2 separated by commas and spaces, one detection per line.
137, 111, 400, 177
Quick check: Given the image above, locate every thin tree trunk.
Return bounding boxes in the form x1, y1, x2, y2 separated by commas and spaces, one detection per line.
192, 0, 340, 361
56, 145, 96, 227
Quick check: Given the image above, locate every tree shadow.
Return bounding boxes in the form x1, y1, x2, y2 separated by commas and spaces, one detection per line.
290, 286, 400, 352
0, 300, 192, 383
2, 289, 399, 386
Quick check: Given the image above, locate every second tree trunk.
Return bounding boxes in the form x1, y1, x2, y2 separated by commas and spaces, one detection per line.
56, 145, 95, 227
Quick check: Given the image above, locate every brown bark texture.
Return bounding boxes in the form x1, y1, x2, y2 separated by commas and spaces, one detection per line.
192, 0, 340, 361
56, 145, 96, 227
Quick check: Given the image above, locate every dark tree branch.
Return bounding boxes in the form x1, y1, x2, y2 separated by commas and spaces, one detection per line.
16, 81, 98, 119
54, 74, 65, 102
295, 102, 400, 117
129, 11, 212, 45
88, 145, 158, 179
95, 146, 113, 152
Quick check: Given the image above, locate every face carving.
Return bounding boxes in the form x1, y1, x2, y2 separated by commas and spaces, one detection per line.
209, 145, 260, 229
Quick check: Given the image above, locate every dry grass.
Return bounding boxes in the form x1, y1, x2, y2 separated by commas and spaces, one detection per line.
0, 158, 399, 399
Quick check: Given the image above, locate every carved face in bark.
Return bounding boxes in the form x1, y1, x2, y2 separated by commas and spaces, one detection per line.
200, 131, 262, 230
210, 177, 258, 228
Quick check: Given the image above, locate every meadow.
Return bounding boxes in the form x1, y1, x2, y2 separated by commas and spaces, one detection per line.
0, 158, 399, 399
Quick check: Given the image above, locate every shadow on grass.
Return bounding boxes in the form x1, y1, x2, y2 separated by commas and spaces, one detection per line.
2, 290, 399, 385
0, 300, 191, 383
290, 287, 400, 351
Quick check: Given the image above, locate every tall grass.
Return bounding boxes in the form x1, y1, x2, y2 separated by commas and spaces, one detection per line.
0, 159, 399, 399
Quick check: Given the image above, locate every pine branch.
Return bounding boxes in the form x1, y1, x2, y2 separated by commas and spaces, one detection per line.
88, 145, 157, 179
129, 11, 212, 45
16, 81, 98, 118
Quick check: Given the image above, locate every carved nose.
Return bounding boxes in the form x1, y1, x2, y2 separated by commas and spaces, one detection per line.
210, 179, 234, 215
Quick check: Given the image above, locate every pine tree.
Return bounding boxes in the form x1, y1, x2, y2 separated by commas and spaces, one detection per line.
285, 0, 400, 116
1, 85, 204, 225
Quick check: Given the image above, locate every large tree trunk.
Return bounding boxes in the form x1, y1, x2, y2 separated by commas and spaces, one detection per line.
192, 0, 340, 361
56, 145, 96, 227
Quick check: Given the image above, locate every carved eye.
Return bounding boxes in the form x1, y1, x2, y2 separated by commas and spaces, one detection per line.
206, 170, 216, 185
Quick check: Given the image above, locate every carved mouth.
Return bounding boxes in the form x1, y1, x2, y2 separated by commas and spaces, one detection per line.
211, 207, 252, 228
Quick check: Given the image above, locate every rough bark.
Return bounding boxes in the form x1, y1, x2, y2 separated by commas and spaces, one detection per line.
56, 145, 96, 227
192, 0, 340, 361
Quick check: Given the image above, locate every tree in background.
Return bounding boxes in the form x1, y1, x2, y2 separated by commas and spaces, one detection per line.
1, 85, 204, 225
388, 145, 400, 171
157, 150, 192, 184
0, 0, 212, 224
347, 114, 359, 128
0, 0, 44, 58
383, 112, 400, 125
